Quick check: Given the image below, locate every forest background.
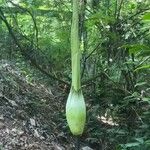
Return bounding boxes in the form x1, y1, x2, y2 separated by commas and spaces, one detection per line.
0, 0, 150, 149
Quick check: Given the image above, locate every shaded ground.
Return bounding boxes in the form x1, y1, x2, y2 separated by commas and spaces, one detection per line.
0, 60, 122, 150
0, 60, 77, 150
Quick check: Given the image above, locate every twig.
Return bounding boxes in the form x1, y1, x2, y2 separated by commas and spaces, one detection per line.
85, 42, 101, 60
131, 106, 144, 124
116, 0, 124, 20
136, 56, 150, 68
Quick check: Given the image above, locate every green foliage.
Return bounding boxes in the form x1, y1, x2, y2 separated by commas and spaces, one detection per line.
118, 138, 150, 150
143, 12, 150, 20
0, 0, 150, 149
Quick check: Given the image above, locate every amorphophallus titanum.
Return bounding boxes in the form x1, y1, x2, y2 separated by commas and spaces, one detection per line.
66, 0, 86, 136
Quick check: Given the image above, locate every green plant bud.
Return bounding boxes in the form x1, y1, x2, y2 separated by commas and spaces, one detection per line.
66, 88, 86, 135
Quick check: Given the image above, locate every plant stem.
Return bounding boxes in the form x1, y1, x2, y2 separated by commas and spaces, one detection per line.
71, 0, 81, 91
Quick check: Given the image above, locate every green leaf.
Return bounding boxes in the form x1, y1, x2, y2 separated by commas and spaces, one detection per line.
143, 97, 150, 102
135, 138, 144, 144
135, 82, 147, 87
143, 12, 150, 20
134, 64, 150, 71
129, 45, 150, 54
124, 142, 140, 148
0, 0, 4, 6
145, 140, 150, 144
138, 50, 150, 57
120, 44, 150, 54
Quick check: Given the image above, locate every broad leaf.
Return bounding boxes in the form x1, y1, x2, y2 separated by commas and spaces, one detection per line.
135, 64, 150, 71
143, 12, 150, 20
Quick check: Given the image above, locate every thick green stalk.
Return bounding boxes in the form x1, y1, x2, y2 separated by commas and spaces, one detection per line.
71, 0, 80, 91
66, 0, 86, 136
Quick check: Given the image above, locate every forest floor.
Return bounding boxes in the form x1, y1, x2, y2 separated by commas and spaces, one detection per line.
0, 60, 92, 150
0, 60, 121, 150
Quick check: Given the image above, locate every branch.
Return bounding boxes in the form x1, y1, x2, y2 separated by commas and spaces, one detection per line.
0, 8, 70, 86
81, 42, 101, 78
114, 0, 118, 18
9, 1, 39, 47
85, 42, 101, 60
82, 72, 132, 94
